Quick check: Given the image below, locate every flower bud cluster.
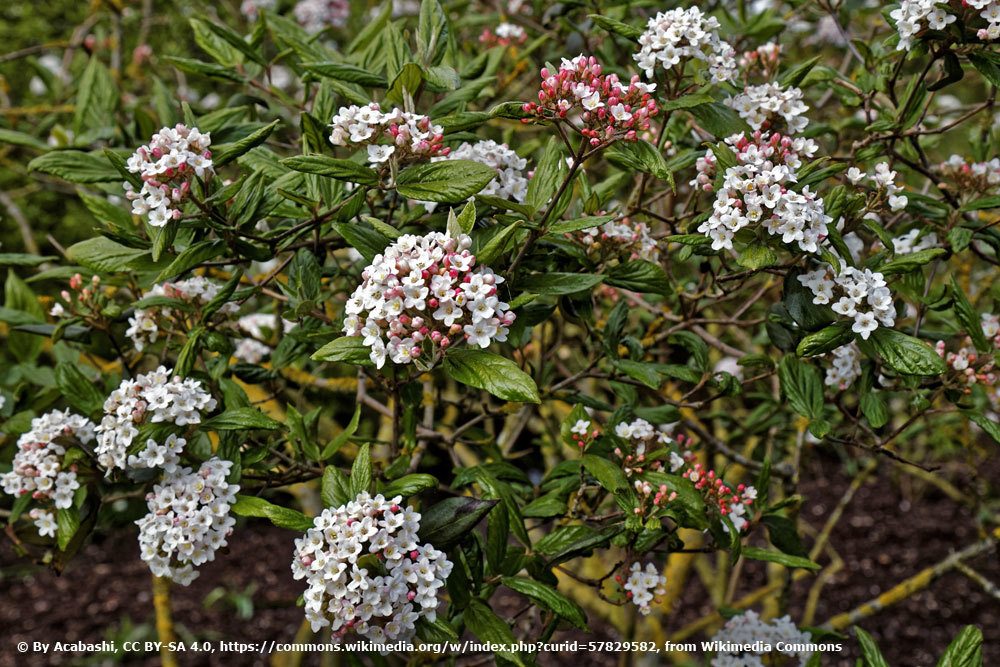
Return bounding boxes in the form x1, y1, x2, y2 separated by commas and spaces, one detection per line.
939, 154, 1000, 193
825, 342, 862, 390
568, 418, 600, 449
936, 314, 1000, 395
291, 492, 453, 644
124, 124, 213, 227
135, 458, 239, 585
293, 0, 350, 33
126, 276, 238, 352
725, 83, 809, 134
694, 131, 830, 253
633, 8, 738, 84
521, 55, 659, 146
798, 265, 895, 340
683, 463, 757, 533
479, 22, 527, 47
342, 231, 515, 369
48, 273, 101, 319
1, 411, 94, 536
710, 610, 814, 666
739, 42, 781, 77
622, 562, 666, 616
95, 366, 217, 473
576, 216, 660, 262
329, 104, 447, 166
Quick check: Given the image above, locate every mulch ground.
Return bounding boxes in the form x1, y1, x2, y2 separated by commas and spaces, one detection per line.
1, 449, 996, 667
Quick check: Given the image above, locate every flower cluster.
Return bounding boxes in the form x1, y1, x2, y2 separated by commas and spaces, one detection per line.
124, 124, 213, 227
739, 42, 781, 77
939, 154, 1000, 193
936, 314, 1000, 393
798, 265, 895, 340
568, 418, 600, 450
613, 418, 676, 476
521, 55, 659, 146
95, 366, 217, 473
575, 216, 660, 262
291, 492, 453, 643
891, 0, 1000, 49
825, 342, 862, 390
479, 22, 526, 47
633, 8, 738, 84
234, 338, 272, 364
621, 562, 667, 616
710, 610, 814, 667
1, 411, 94, 536
846, 162, 908, 213
684, 463, 757, 532
694, 132, 830, 253
293, 0, 350, 33
432, 140, 529, 203
135, 458, 239, 585
238, 313, 296, 339
725, 83, 809, 134
126, 276, 238, 352
240, 0, 275, 19
342, 231, 515, 368
329, 104, 447, 166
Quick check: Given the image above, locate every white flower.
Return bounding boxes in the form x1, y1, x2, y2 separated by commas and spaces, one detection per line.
825, 343, 862, 390
293, 0, 349, 33
724, 83, 809, 134
126, 276, 239, 352
711, 610, 814, 666
367, 145, 395, 164
329, 103, 446, 165
136, 458, 239, 585
124, 125, 213, 227
623, 562, 666, 615
570, 419, 591, 435
234, 338, 272, 364
292, 492, 453, 643
799, 265, 895, 340
634, 8, 737, 84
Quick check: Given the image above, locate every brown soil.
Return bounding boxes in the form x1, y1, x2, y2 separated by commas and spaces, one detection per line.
1, 451, 996, 667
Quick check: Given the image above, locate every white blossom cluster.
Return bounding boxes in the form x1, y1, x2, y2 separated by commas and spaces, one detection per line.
1, 411, 94, 536
892, 229, 939, 255
798, 265, 895, 340
293, 0, 350, 33
710, 610, 814, 667
623, 562, 667, 615
95, 366, 217, 473
577, 217, 660, 262
432, 140, 529, 203
613, 418, 675, 460
846, 162, 908, 212
135, 458, 239, 585
291, 492, 453, 643
238, 313, 296, 339
342, 231, 515, 368
124, 125, 213, 227
329, 103, 447, 166
891, 0, 1000, 49
234, 338, 272, 364
126, 276, 238, 352
939, 154, 1000, 190
240, 0, 275, 19
825, 342, 862, 390
634, 7, 738, 84
694, 132, 830, 253
725, 83, 809, 134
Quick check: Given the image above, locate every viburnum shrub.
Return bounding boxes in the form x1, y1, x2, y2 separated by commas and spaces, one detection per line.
0, 0, 997, 665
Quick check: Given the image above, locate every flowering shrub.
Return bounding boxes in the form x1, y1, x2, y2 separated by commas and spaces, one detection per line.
0, 0, 997, 665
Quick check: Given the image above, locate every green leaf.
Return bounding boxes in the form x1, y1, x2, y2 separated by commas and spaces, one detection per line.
201, 19, 267, 66
797, 322, 854, 357
463, 599, 527, 667
501, 576, 588, 630
165, 56, 245, 82
417, 496, 498, 549
302, 62, 388, 87
0, 128, 49, 150
395, 160, 496, 202
588, 14, 643, 39
605, 260, 671, 295
951, 278, 989, 352
381, 474, 438, 498
778, 56, 821, 88
855, 627, 889, 667
687, 102, 752, 138
321, 404, 361, 459
332, 221, 391, 263
443, 349, 540, 403
0, 253, 56, 267
606, 140, 672, 181
156, 240, 227, 281
935, 625, 983, 667
55, 364, 104, 415
534, 524, 619, 564
321, 466, 352, 508
282, 154, 379, 185
74, 56, 117, 134
5, 271, 44, 362
737, 243, 779, 270
311, 336, 374, 366
518, 272, 603, 295
878, 248, 946, 276
231, 495, 313, 531
203, 407, 283, 431
778, 356, 823, 420
474, 221, 522, 265
741, 546, 821, 570
965, 411, 1000, 446
660, 93, 716, 112
56, 508, 80, 551
350, 443, 372, 496
526, 137, 567, 215
860, 391, 889, 429
968, 51, 1000, 88
28, 151, 121, 183
582, 454, 634, 510
869, 328, 947, 376
417, 0, 448, 65
614, 359, 662, 389
66, 237, 150, 274
546, 215, 615, 235
214, 120, 281, 166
